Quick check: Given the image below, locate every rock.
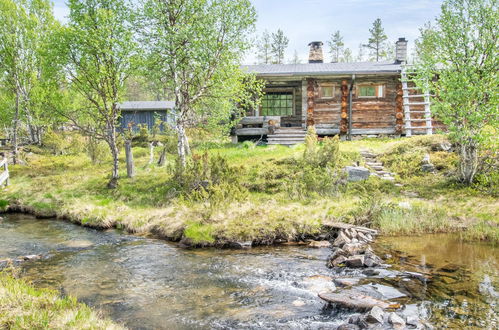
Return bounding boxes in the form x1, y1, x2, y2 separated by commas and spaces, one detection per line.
389, 312, 406, 328
363, 252, 382, 268
21, 255, 41, 261
319, 289, 391, 311
333, 231, 351, 247
422, 153, 431, 165
357, 232, 371, 243
345, 255, 365, 268
344, 166, 371, 182
329, 255, 347, 267
421, 163, 436, 172
292, 299, 306, 307
337, 324, 360, 330
334, 277, 361, 287
431, 141, 452, 152
308, 240, 331, 248
365, 306, 385, 324
342, 242, 367, 255
232, 241, 252, 249
403, 271, 429, 282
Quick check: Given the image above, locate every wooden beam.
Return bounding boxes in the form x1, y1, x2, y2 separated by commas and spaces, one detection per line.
340, 80, 348, 134
235, 128, 268, 136
306, 78, 315, 127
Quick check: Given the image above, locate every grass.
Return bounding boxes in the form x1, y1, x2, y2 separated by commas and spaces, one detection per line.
0, 133, 497, 245
0, 271, 124, 329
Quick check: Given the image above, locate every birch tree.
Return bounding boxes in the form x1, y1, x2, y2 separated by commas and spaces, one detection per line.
0, 0, 56, 163
143, 0, 256, 168
53, 0, 138, 187
415, 0, 498, 184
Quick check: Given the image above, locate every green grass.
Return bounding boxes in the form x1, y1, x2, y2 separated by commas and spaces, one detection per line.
0, 271, 124, 329
1, 134, 497, 244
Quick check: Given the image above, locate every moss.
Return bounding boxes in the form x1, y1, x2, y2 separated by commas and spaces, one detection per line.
0, 199, 8, 212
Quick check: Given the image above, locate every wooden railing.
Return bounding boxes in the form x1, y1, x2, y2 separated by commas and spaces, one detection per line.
0, 158, 9, 187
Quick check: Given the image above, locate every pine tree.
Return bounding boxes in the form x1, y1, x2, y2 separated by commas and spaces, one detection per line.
290, 50, 301, 64
328, 30, 344, 63
257, 30, 272, 64
356, 43, 365, 61
270, 29, 289, 64
363, 18, 388, 61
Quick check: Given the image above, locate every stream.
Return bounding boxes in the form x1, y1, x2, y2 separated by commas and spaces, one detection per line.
1, 214, 498, 329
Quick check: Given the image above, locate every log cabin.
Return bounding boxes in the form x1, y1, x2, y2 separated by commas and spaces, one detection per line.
119, 101, 176, 131
236, 38, 443, 145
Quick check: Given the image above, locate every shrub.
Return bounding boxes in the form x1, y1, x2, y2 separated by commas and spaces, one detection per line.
85, 136, 109, 164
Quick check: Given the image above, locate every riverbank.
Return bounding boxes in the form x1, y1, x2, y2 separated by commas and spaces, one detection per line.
0, 270, 124, 329
1, 134, 497, 246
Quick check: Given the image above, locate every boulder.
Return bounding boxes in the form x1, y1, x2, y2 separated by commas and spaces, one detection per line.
344, 166, 371, 182
365, 306, 385, 324
319, 289, 391, 311
308, 240, 331, 248
363, 252, 382, 268
333, 231, 351, 247
422, 163, 436, 172
329, 255, 347, 267
345, 255, 365, 268
342, 242, 367, 255
389, 312, 406, 328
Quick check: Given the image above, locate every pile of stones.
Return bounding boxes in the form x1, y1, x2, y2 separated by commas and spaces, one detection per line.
327, 225, 382, 269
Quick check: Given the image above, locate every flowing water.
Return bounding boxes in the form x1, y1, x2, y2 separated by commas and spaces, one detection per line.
0, 214, 498, 329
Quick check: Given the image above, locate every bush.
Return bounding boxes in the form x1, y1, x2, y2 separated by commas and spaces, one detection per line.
43, 130, 86, 156
85, 136, 109, 164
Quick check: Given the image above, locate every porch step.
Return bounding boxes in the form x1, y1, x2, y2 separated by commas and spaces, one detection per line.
267, 127, 306, 145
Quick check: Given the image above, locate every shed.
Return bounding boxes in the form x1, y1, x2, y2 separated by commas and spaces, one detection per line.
119, 101, 176, 131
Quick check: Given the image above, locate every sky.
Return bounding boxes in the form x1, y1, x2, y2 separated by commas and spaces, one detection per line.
50, 0, 444, 64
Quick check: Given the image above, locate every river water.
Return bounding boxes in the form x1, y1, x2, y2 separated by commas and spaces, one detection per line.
1, 214, 498, 329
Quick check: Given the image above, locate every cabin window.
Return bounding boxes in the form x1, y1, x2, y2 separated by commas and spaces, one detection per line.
261, 92, 294, 116
358, 84, 385, 98
320, 85, 335, 98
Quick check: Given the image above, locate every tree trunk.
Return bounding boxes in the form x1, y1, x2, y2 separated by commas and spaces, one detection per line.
458, 141, 479, 185
176, 119, 187, 169
106, 126, 119, 188
12, 89, 20, 165
148, 142, 154, 165
125, 139, 134, 178
157, 146, 167, 167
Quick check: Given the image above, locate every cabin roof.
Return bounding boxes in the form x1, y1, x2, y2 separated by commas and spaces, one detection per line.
119, 101, 175, 111
242, 61, 402, 77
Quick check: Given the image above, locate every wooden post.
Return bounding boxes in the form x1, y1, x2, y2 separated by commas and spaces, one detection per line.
306, 78, 315, 127
340, 80, 349, 135
124, 140, 135, 178
0, 157, 8, 187
395, 83, 404, 135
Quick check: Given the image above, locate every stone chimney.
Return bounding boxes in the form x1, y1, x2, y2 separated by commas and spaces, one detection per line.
395, 38, 408, 64
308, 41, 324, 63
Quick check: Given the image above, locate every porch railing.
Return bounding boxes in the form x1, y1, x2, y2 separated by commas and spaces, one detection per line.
0, 158, 9, 188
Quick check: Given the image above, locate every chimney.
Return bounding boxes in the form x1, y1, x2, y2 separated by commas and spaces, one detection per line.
395, 37, 408, 64
308, 41, 324, 63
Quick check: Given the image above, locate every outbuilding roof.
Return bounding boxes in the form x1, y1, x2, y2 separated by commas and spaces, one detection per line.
119, 101, 175, 111
242, 61, 402, 77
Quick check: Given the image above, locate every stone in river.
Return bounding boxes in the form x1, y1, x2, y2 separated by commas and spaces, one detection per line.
318, 289, 391, 311
342, 242, 367, 255
333, 231, 351, 247
334, 277, 361, 287
345, 255, 365, 268
337, 324, 360, 330
389, 312, 406, 328
365, 306, 385, 324
308, 240, 331, 248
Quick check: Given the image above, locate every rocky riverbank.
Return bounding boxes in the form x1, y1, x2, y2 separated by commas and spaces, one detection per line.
319, 224, 430, 329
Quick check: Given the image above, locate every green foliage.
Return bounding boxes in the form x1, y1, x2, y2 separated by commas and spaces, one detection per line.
363, 18, 389, 61
415, 0, 499, 184
240, 140, 256, 149
85, 136, 109, 164
270, 29, 289, 64
0, 199, 8, 212
42, 130, 85, 156
0, 272, 124, 329
184, 221, 216, 244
